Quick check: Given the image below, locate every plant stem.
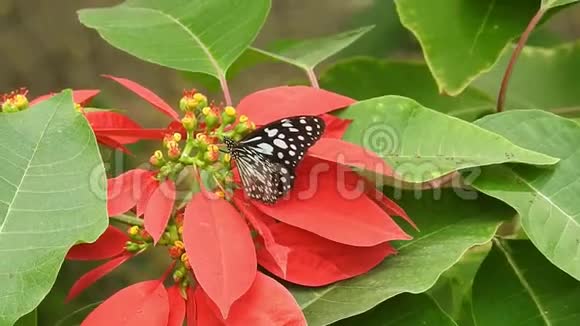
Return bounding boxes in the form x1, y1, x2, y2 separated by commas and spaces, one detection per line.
496, 7, 546, 112
111, 214, 144, 226
219, 74, 233, 106
306, 68, 320, 88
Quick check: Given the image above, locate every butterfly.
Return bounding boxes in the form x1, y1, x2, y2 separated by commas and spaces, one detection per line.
224, 115, 325, 204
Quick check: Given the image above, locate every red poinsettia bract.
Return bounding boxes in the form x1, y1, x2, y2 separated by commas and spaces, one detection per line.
65, 80, 415, 325
27, 75, 181, 152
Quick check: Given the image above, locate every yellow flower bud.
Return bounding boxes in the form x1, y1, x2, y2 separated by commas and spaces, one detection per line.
181, 253, 189, 263
196, 133, 207, 143
173, 240, 185, 250
224, 106, 236, 116
208, 144, 219, 153
128, 226, 140, 236
193, 93, 206, 102
1, 88, 29, 113
173, 132, 182, 142
202, 106, 211, 115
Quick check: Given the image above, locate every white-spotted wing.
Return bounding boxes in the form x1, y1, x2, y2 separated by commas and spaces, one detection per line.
225, 115, 325, 204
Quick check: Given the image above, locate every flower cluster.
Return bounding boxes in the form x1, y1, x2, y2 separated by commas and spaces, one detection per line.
64, 78, 416, 325
1, 87, 29, 113
0, 76, 173, 153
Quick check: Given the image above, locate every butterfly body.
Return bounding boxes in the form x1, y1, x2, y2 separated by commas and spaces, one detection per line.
225, 115, 325, 204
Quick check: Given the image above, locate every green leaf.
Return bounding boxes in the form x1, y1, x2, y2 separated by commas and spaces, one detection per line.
473, 42, 580, 114
320, 58, 494, 121
334, 293, 457, 326
14, 310, 36, 326
292, 188, 513, 325
428, 244, 490, 322
472, 110, 580, 280
78, 0, 270, 78
0, 90, 108, 325
473, 240, 580, 325
542, 0, 580, 9
335, 96, 558, 183
182, 48, 272, 92
251, 26, 374, 70
342, 0, 412, 58
394, 0, 538, 95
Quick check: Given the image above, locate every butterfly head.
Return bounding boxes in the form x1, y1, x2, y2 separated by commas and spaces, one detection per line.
223, 136, 237, 153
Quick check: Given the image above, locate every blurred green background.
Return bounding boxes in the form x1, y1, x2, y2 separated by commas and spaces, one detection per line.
2, 0, 580, 324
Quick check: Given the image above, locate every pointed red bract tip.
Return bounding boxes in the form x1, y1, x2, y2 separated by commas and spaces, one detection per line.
66, 226, 128, 261
320, 113, 351, 138
67, 253, 133, 302
183, 193, 257, 319
96, 135, 133, 154
102, 75, 179, 121
257, 222, 396, 286
81, 280, 169, 326
144, 180, 176, 244
195, 273, 307, 326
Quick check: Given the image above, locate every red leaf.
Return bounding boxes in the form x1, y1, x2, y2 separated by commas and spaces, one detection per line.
96, 135, 132, 154
103, 75, 179, 121
366, 186, 417, 230
233, 195, 289, 276
144, 180, 176, 244
321, 113, 351, 138
236, 86, 355, 125
167, 286, 186, 326
30, 89, 100, 106
137, 175, 158, 217
86, 111, 144, 144
186, 287, 199, 326
258, 223, 396, 286
73, 90, 101, 105
95, 128, 167, 142
67, 226, 128, 261
308, 138, 393, 176
183, 193, 257, 319
82, 280, 169, 326
67, 254, 132, 301
192, 288, 223, 326
253, 158, 411, 246
107, 169, 150, 216
195, 273, 306, 326
86, 111, 141, 129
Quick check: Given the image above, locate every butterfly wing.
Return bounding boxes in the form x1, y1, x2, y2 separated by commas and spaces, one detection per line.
232, 115, 325, 203
239, 116, 325, 168
233, 146, 294, 204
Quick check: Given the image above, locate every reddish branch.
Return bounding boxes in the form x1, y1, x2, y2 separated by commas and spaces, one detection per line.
496, 7, 547, 112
